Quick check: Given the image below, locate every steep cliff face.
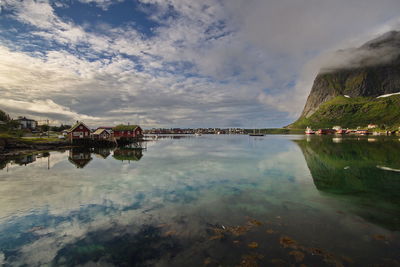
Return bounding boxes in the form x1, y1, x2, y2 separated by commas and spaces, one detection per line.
293, 31, 400, 126
301, 64, 400, 118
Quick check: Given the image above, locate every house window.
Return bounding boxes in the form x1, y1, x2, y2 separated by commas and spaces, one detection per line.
79, 126, 83, 129
128, 131, 130, 134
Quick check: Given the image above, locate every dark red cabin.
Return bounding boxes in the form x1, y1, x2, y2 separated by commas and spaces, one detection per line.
112, 125, 143, 139
67, 121, 91, 140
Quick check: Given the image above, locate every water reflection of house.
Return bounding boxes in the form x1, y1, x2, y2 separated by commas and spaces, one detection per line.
113, 148, 143, 162
15, 154, 37, 166
92, 147, 112, 159
68, 148, 93, 168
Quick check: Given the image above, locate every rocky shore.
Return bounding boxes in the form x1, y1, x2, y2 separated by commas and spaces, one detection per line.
0, 137, 71, 158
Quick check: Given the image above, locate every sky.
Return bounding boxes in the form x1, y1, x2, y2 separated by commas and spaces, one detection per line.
0, 0, 400, 128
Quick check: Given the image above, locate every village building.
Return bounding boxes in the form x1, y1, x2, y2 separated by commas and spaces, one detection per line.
316, 129, 335, 135
92, 128, 112, 140
356, 129, 369, 135
113, 125, 143, 139
17, 117, 37, 130
96, 126, 114, 132
368, 124, 378, 129
67, 121, 91, 141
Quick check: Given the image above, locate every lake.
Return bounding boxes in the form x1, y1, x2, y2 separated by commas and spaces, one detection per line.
0, 135, 399, 266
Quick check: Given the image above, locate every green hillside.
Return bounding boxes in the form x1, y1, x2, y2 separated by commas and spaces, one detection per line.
291, 95, 400, 129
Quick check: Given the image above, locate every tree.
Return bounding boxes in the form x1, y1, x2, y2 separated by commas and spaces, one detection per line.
0, 110, 10, 122
41, 124, 50, 132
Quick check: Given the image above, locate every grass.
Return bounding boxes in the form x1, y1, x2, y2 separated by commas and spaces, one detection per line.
21, 137, 64, 143
0, 133, 17, 139
291, 95, 400, 129
113, 125, 139, 131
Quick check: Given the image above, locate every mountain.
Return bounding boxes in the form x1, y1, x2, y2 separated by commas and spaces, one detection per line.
290, 31, 400, 129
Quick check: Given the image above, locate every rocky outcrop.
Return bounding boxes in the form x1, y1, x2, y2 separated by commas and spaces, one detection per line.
298, 31, 400, 120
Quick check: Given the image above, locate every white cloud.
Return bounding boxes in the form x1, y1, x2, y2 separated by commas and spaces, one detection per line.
77, 0, 125, 10
0, 0, 399, 127
0, 98, 101, 122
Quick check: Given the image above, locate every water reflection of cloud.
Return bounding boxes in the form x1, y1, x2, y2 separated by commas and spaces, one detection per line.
257, 146, 312, 184
0, 136, 352, 266
0, 137, 311, 222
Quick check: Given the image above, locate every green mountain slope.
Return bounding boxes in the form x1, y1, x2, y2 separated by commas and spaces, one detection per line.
289, 31, 400, 129
291, 95, 400, 129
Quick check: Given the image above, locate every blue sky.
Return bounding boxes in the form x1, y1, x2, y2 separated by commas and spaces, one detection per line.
0, 0, 400, 128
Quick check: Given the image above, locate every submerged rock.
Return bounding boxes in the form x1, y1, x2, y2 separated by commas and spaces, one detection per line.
289, 250, 305, 262
247, 242, 259, 249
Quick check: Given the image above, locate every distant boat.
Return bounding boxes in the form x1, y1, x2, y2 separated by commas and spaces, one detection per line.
249, 128, 264, 136
194, 133, 202, 136
305, 127, 315, 135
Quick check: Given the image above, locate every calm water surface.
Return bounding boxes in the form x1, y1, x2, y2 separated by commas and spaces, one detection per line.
0, 135, 399, 266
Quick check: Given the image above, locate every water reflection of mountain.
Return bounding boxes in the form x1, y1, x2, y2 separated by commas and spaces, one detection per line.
295, 137, 400, 230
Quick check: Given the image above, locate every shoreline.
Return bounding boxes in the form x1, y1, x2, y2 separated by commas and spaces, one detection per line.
0, 136, 143, 158
0, 138, 72, 158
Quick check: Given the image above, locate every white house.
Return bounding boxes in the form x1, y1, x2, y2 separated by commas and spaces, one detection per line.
17, 117, 37, 130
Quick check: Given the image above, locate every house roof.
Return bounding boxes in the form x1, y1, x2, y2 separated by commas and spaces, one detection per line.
17, 117, 36, 122
68, 157, 92, 168
93, 148, 111, 159
67, 121, 91, 132
93, 128, 110, 135
113, 124, 140, 131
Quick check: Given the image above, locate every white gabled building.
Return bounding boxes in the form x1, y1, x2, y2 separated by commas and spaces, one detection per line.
17, 117, 37, 130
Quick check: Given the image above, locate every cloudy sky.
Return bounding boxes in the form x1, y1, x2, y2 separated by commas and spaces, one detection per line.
0, 0, 399, 128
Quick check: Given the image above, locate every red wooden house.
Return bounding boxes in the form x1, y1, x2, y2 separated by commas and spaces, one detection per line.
112, 125, 143, 139
67, 121, 91, 141
316, 129, 335, 135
